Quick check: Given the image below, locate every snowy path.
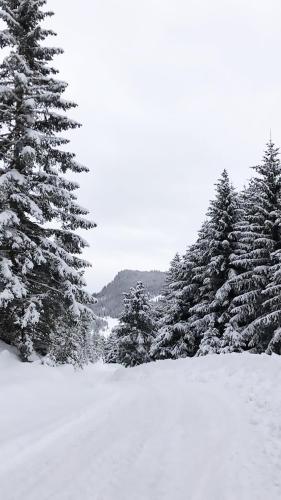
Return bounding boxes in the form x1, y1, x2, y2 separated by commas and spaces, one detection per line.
1, 347, 281, 500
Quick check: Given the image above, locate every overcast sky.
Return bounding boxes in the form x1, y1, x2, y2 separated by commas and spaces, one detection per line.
47, 0, 281, 292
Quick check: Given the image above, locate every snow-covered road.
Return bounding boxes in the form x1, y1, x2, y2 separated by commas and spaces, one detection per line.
1, 345, 281, 500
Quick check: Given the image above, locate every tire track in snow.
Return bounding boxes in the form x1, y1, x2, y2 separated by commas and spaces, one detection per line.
1, 356, 281, 500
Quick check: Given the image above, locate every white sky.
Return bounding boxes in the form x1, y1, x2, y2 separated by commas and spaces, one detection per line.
46, 0, 281, 291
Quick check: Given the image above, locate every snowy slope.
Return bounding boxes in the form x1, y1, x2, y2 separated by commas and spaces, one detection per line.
1, 343, 281, 500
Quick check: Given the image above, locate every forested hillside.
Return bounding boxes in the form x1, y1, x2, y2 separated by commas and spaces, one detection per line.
92, 270, 166, 317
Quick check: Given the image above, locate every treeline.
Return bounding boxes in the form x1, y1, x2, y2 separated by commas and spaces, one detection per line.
106, 142, 281, 366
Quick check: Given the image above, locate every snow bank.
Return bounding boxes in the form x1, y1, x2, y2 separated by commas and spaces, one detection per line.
1, 347, 281, 500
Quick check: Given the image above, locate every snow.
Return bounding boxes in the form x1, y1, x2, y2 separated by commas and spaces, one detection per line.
20, 145, 36, 157
0, 169, 26, 186
25, 128, 42, 144
14, 71, 28, 85
150, 294, 163, 302
100, 316, 119, 337
1, 345, 281, 500
0, 209, 20, 226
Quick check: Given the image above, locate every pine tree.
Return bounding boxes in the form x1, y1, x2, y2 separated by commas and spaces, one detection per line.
0, 0, 95, 361
84, 328, 105, 364
113, 282, 155, 367
149, 254, 181, 330
189, 170, 240, 355
103, 331, 119, 364
229, 141, 281, 353
151, 252, 198, 360
220, 184, 255, 352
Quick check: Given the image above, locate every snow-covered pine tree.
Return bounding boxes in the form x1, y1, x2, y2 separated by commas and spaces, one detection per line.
103, 331, 119, 364
0, 0, 95, 362
154, 254, 182, 330
151, 253, 182, 360
113, 281, 155, 367
151, 251, 198, 360
220, 183, 255, 352
229, 141, 281, 353
47, 311, 101, 368
189, 170, 240, 355
84, 329, 105, 364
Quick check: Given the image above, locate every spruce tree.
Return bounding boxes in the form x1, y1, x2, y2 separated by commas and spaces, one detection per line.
220, 183, 256, 352
0, 0, 95, 361
151, 251, 198, 360
189, 170, 240, 355
113, 282, 155, 367
103, 331, 119, 364
229, 141, 281, 353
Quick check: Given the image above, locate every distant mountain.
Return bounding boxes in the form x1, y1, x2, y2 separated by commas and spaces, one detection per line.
92, 270, 166, 318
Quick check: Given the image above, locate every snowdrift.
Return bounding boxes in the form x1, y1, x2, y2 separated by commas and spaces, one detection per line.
1, 342, 281, 500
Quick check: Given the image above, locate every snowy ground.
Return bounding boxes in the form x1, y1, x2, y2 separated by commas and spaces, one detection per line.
1, 343, 281, 500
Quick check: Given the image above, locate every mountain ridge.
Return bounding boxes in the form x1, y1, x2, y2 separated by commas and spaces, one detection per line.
92, 269, 166, 318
